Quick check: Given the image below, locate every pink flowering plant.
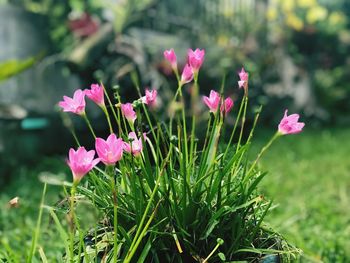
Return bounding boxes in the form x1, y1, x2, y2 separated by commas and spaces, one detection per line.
35, 48, 306, 262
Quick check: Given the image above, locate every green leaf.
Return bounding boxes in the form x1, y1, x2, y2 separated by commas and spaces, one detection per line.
47, 207, 70, 257
218, 252, 226, 261
0, 53, 43, 81
136, 237, 152, 263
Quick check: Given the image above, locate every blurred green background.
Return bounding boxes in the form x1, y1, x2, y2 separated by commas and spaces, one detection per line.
0, 0, 349, 262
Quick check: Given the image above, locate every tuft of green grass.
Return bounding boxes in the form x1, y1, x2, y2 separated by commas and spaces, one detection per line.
253, 127, 350, 262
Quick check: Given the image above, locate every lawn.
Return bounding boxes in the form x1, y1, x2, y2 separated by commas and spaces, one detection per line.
253, 127, 350, 262
0, 158, 68, 261
0, 127, 349, 262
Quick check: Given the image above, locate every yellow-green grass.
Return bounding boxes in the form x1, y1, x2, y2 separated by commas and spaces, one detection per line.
253, 127, 350, 262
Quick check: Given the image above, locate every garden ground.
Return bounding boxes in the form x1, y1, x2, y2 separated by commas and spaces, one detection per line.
1, 127, 349, 262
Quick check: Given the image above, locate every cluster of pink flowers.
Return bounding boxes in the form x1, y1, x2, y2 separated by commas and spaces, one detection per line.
164, 48, 205, 85
68, 132, 147, 183
58, 84, 158, 117
60, 48, 305, 184
202, 90, 234, 116
58, 84, 156, 182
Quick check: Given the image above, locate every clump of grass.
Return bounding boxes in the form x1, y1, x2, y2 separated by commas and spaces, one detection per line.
2, 49, 305, 262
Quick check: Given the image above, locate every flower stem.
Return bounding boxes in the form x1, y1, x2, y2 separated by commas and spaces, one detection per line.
82, 113, 96, 138
189, 78, 198, 175
173, 67, 180, 83
69, 182, 77, 262
245, 132, 281, 181
101, 83, 119, 126
203, 238, 224, 263
108, 166, 118, 263
102, 105, 114, 134
223, 94, 246, 159
27, 183, 47, 263
236, 95, 248, 153
178, 83, 189, 212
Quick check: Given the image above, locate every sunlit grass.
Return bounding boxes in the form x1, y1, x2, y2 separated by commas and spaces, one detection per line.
0, 158, 67, 261
253, 127, 350, 262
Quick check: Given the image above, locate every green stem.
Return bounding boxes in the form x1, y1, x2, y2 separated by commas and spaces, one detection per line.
191, 74, 199, 116
69, 182, 77, 262
102, 105, 114, 134
169, 82, 184, 137
223, 94, 246, 159
27, 183, 47, 263
101, 83, 119, 126
246, 106, 262, 145
178, 84, 189, 215
245, 132, 281, 181
203, 238, 224, 263
114, 91, 124, 137
236, 95, 248, 153
108, 166, 118, 263
174, 66, 180, 83
82, 113, 96, 138
189, 78, 199, 171
202, 115, 212, 151
61, 113, 80, 146
178, 86, 188, 166
70, 128, 81, 147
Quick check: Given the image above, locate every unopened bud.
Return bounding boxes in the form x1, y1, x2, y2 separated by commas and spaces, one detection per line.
216, 238, 224, 245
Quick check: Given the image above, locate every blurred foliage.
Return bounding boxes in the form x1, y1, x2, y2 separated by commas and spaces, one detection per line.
0, 51, 45, 81
0, 57, 37, 81
267, 0, 350, 123
2, 0, 350, 124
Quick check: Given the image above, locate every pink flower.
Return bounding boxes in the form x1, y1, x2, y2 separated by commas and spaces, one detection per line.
121, 103, 137, 124
58, 89, 86, 115
238, 67, 249, 81
85, 83, 105, 106
238, 80, 245, 89
220, 97, 234, 115
67, 147, 100, 183
141, 89, 157, 107
187, 48, 205, 72
95, 134, 124, 165
238, 67, 249, 89
203, 90, 221, 113
164, 49, 177, 68
123, 132, 147, 156
278, 110, 305, 135
180, 64, 194, 84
